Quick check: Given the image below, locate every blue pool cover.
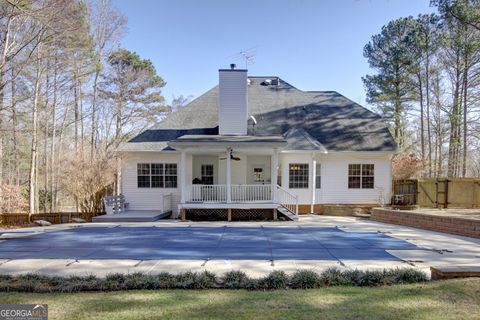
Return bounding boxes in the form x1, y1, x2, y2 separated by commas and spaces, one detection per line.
0, 226, 422, 260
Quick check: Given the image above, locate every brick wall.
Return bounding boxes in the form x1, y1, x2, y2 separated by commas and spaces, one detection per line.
371, 208, 480, 239
297, 204, 373, 216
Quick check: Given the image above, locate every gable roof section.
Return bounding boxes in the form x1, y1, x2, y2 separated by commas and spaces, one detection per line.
119, 76, 397, 152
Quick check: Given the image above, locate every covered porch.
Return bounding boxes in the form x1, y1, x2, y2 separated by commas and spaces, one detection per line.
169, 135, 298, 220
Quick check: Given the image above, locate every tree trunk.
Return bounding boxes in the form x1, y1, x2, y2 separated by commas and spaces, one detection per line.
29, 60, 42, 217
462, 54, 468, 177
90, 68, 100, 160
425, 53, 432, 177
418, 72, 425, 163
50, 56, 58, 212
447, 54, 462, 178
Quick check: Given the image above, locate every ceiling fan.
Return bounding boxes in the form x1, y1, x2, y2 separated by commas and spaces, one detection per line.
220, 149, 241, 161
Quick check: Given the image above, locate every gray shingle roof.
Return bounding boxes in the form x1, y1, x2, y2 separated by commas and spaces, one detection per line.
119, 76, 397, 152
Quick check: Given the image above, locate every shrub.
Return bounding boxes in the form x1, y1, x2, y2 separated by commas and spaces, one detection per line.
389, 268, 428, 284
0, 268, 428, 292
156, 272, 177, 289
223, 271, 249, 289
104, 273, 127, 291
320, 268, 350, 286
290, 270, 321, 289
258, 271, 288, 290
174, 271, 215, 289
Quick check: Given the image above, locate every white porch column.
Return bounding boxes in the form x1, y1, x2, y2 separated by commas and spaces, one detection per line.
180, 149, 186, 204
271, 148, 279, 202
311, 153, 316, 213
226, 147, 232, 203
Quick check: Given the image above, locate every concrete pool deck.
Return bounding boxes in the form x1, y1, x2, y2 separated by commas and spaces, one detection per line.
0, 216, 479, 277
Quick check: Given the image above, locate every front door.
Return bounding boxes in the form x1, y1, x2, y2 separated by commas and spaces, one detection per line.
252, 165, 265, 184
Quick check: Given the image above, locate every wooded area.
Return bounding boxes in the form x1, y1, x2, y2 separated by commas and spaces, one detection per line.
365, 0, 480, 179
0, 0, 178, 215
1, 0, 480, 216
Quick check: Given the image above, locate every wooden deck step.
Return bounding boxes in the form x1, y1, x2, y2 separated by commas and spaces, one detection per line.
277, 207, 299, 221
430, 266, 480, 280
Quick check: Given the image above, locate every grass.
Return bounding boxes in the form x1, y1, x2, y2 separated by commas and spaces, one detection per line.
0, 278, 479, 319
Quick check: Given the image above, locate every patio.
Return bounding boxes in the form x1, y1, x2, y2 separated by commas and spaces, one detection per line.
0, 216, 479, 277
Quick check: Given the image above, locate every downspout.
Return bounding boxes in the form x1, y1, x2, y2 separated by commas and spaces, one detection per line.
311, 152, 316, 213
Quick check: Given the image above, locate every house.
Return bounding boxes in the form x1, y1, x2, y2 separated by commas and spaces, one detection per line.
117, 64, 397, 221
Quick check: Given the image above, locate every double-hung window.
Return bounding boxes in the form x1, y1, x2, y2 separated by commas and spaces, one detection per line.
289, 163, 309, 189
315, 163, 321, 189
137, 163, 177, 188
348, 164, 374, 189
201, 164, 214, 185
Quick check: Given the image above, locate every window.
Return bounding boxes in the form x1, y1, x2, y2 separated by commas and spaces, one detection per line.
315, 163, 321, 189
253, 167, 264, 182
151, 163, 163, 188
137, 163, 151, 188
289, 163, 309, 189
277, 164, 282, 186
201, 164, 214, 185
348, 164, 374, 189
164, 164, 178, 188
137, 163, 177, 188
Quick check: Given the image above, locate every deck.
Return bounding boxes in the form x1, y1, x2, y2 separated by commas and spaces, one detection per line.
92, 210, 171, 222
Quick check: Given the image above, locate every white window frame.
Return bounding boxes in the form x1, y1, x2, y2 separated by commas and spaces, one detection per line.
289, 163, 309, 189
137, 163, 177, 189
348, 164, 374, 189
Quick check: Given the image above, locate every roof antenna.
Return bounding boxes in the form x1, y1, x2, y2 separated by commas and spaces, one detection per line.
239, 47, 256, 69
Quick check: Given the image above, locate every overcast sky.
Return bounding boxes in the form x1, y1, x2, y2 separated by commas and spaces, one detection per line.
113, 0, 435, 107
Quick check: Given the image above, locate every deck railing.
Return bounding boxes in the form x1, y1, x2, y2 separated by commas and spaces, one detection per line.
190, 185, 227, 203
188, 184, 272, 203
231, 184, 272, 202
277, 185, 299, 215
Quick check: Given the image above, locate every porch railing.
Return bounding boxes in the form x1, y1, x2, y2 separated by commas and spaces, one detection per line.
277, 185, 299, 216
231, 184, 272, 202
188, 184, 272, 203
190, 184, 227, 203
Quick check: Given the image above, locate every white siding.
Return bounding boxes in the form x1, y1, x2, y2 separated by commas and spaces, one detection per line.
246, 155, 271, 184
121, 152, 181, 213
121, 151, 392, 215
279, 153, 313, 204
218, 154, 246, 185
278, 152, 392, 205
192, 155, 219, 184
218, 70, 248, 135
319, 153, 392, 204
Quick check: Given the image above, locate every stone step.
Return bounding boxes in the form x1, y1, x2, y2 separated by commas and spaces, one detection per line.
430, 265, 480, 280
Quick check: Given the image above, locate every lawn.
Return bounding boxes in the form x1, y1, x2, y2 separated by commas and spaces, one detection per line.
1, 278, 479, 320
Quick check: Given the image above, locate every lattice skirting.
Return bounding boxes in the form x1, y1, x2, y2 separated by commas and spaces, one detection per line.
185, 209, 274, 221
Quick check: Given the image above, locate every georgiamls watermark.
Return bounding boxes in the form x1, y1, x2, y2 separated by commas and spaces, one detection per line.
0, 305, 48, 320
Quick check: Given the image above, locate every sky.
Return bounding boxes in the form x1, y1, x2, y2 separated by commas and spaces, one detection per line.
112, 0, 436, 106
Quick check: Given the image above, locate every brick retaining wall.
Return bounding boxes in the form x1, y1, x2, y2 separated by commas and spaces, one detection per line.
371, 208, 480, 239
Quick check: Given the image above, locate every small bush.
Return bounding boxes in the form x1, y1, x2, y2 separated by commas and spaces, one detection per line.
223, 271, 249, 289
389, 268, 428, 284
157, 272, 177, 289
359, 270, 387, 287
320, 268, 350, 286
174, 271, 215, 289
290, 270, 321, 289
258, 271, 288, 290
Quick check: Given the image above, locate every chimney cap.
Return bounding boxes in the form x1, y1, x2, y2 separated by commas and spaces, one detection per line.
230, 63, 236, 70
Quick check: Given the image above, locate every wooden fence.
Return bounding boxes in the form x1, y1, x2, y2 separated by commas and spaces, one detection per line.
393, 178, 480, 208
0, 212, 97, 225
